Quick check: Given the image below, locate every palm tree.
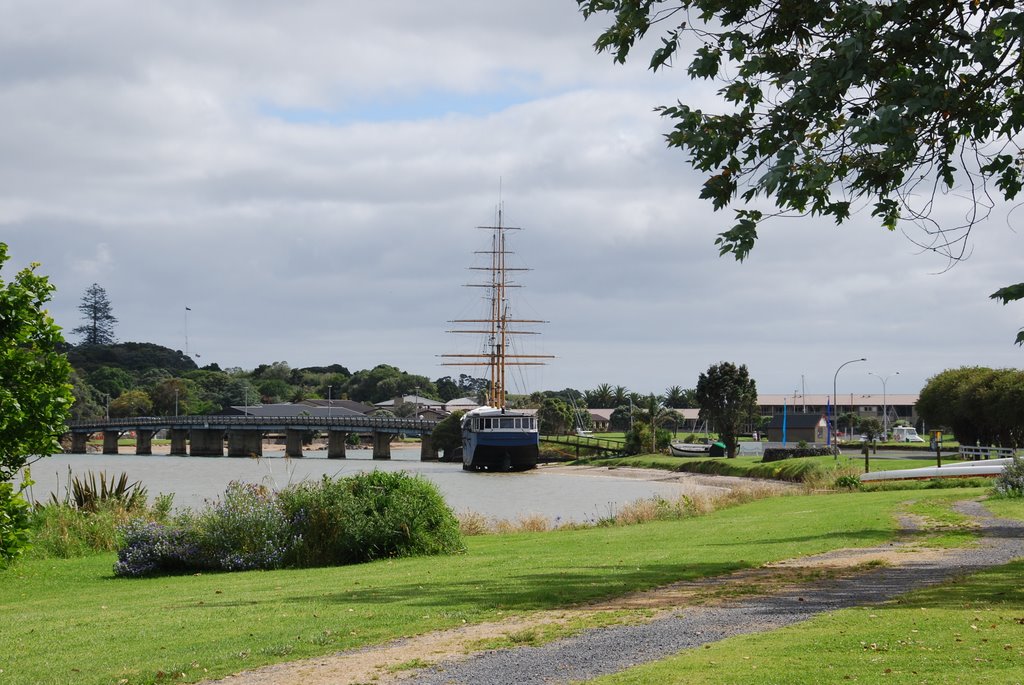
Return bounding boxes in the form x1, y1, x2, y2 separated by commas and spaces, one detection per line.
585, 383, 614, 407
632, 393, 675, 453
612, 385, 629, 407
663, 385, 695, 408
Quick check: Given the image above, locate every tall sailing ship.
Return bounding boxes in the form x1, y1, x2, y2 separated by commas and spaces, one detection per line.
441, 205, 552, 471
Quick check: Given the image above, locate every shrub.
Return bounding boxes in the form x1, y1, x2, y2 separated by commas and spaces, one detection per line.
114, 471, 465, 577
0, 481, 33, 566
833, 474, 863, 491
52, 471, 148, 513
31, 473, 173, 560
31, 502, 132, 558
279, 471, 464, 566
762, 446, 834, 462
993, 456, 1024, 498
114, 520, 202, 577
194, 482, 293, 571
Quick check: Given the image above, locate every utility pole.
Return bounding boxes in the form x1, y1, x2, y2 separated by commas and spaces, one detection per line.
832, 358, 866, 445
868, 371, 899, 439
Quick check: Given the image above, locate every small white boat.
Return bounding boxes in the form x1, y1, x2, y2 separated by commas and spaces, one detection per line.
669, 442, 712, 456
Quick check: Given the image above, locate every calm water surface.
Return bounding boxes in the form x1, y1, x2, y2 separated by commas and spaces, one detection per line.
19, 448, 693, 523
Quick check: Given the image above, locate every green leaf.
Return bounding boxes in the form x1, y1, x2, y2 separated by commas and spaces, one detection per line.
990, 283, 1024, 304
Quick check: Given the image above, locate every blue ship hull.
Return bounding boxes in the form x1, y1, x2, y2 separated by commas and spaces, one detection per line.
461, 410, 539, 471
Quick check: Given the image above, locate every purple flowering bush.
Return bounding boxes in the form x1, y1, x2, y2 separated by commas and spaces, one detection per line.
196, 482, 293, 572
114, 519, 202, 577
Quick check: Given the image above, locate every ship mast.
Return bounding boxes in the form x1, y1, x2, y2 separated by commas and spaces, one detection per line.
442, 205, 552, 408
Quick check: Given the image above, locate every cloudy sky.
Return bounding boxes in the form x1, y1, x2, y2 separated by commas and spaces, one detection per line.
2, 1, 1022, 398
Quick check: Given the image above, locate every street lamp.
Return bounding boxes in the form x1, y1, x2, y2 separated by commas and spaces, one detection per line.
327, 385, 333, 419
104, 393, 110, 420
868, 371, 899, 439
833, 357, 866, 444
174, 387, 179, 418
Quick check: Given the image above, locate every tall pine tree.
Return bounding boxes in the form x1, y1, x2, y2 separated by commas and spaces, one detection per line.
72, 283, 117, 345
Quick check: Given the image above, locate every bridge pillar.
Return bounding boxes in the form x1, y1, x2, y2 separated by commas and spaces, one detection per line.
103, 431, 120, 455
169, 429, 188, 456
327, 430, 347, 459
70, 433, 89, 454
227, 430, 263, 457
372, 431, 391, 460
285, 429, 304, 458
419, 434, 438, 461
135, 430, 154, 455
190, 429, 224, 457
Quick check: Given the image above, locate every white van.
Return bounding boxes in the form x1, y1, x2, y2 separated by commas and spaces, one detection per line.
892, 426, 925, 442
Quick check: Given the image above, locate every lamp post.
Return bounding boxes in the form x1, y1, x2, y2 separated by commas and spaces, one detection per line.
104, 393, 110, 420
833, 357, 866, 444
174, 387, 179, 418
327, 385, 332, 419
868, 371, 899, 439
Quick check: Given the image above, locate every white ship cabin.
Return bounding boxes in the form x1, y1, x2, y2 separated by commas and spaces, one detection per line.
464, 408, 537, 432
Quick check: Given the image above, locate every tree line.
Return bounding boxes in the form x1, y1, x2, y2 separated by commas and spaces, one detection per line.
917, 367, 1024, 448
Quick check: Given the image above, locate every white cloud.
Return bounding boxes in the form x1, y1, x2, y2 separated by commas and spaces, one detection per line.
1, 1, 1022, 398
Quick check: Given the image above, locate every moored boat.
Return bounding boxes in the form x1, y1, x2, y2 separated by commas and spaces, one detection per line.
669, 442, 711, 456
441, 204, 552, 472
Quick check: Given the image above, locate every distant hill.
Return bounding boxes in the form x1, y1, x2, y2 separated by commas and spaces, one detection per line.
67, 342, 198, 376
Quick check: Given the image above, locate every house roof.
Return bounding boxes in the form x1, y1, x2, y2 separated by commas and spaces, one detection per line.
226, 403, 363, 418
375, 395, 445, 408
299, 399, 374, 415
757, 393, 919, 406
446, 397, 479, 406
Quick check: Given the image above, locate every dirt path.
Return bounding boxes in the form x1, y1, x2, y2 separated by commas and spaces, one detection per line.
207, 500, 1024, 685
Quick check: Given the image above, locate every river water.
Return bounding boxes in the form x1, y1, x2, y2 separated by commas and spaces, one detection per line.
16, 448, 715, 524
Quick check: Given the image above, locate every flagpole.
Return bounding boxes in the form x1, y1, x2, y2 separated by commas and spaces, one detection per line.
782, 398, 787, 446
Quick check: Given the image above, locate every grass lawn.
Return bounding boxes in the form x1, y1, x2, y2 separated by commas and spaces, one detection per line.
585, 557, 1024, 684
0, 488, 990, 685
575, 453, 970, 483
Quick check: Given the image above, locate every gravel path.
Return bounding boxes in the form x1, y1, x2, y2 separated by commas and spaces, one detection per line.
402, 500, 1024, 685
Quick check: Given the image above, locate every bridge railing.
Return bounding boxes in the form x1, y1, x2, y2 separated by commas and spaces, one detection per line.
959, 445, 1017, 460
66, 415, 439, 433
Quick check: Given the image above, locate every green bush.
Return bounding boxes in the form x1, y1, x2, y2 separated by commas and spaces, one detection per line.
114, 471, 465, 577
30, 493, 174, 559
279, 471, 464, 566
623, 425, 671, 455
762, 446, 835, 462
194, 482, 293, 571
993, 456, 1024, 498
0, 481, 32, 566
59, 471, 148, 512
833, 474, 863, 491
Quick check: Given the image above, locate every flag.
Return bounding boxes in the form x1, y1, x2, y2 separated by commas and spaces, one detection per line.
782, 398, 787, 446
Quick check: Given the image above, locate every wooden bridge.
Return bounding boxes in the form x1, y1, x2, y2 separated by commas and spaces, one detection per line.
65, 415, 440, 460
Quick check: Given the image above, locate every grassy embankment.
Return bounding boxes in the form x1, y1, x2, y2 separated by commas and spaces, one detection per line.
585, 497, 1024, 685
568, 452, 969, 484
0, 488, 993, 685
